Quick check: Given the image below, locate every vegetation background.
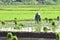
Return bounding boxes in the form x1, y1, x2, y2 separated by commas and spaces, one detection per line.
0, 0, 60, 20
0, 0, 60, 5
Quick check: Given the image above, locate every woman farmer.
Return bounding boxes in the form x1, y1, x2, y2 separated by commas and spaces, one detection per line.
35, 12, 41, 24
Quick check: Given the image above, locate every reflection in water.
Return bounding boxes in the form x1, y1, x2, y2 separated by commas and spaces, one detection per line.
0, 20, 60, 33
19, 38, 56, 40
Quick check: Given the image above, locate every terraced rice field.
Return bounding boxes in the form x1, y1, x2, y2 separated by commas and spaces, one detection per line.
0, 5, 60, 20
0, 5, 60, 40
0, 19, 60, 33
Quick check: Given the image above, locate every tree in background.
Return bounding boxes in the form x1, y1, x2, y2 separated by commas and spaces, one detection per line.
16, 0, 22, 2
45, 0, 55, 5
0, 0, 60, 5
21, 0, 37, 5
53, 0, 57, 2
37, 0, 45, 4
2, 0, 12, 4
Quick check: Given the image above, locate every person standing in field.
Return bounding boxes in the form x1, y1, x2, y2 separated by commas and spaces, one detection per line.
35, 12, 41, 24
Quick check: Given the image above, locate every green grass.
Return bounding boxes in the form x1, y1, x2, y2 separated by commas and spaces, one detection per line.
0, 11, 60, 20
0, 5, 60, 20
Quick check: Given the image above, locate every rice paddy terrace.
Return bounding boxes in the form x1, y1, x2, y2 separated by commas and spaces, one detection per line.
0, 5, 60, 40
0, 19, 60, 32
0, 5, 60, 20
0, 19, 59, 40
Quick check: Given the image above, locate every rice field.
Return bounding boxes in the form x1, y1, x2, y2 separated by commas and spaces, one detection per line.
0, 5, 60, 20
0, 5, 60, 40
0, 19, 60, 33
0, 5, 60, 32
0, 11, 60, 20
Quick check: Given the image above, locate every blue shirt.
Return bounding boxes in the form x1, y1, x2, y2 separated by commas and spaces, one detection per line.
35, 15, 40, 21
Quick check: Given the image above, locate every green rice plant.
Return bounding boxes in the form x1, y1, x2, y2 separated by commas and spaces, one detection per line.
43, 27, 48, 32
52, 22, 57, 32
7, 32, 13, 38
35, 26, 41, 32
1, 21, 5, 25
44, 18, 48, 22
56, 33, 60, 40
52, 22, 55, 25
19, 23, 24, 26
12, 36, 18, 40
14, 26, 22, 30
57, 16, 59, 21
13, 18, 18, 27
49, 18, 53, 23
35, 27, 40, 32
0, 11, 60, 20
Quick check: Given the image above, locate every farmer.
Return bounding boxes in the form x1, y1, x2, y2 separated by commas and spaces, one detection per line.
35, 12, 41, 24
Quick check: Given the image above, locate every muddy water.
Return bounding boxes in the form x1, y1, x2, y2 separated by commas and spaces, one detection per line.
0, 20, 60, 32
0, 38, 56, 40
